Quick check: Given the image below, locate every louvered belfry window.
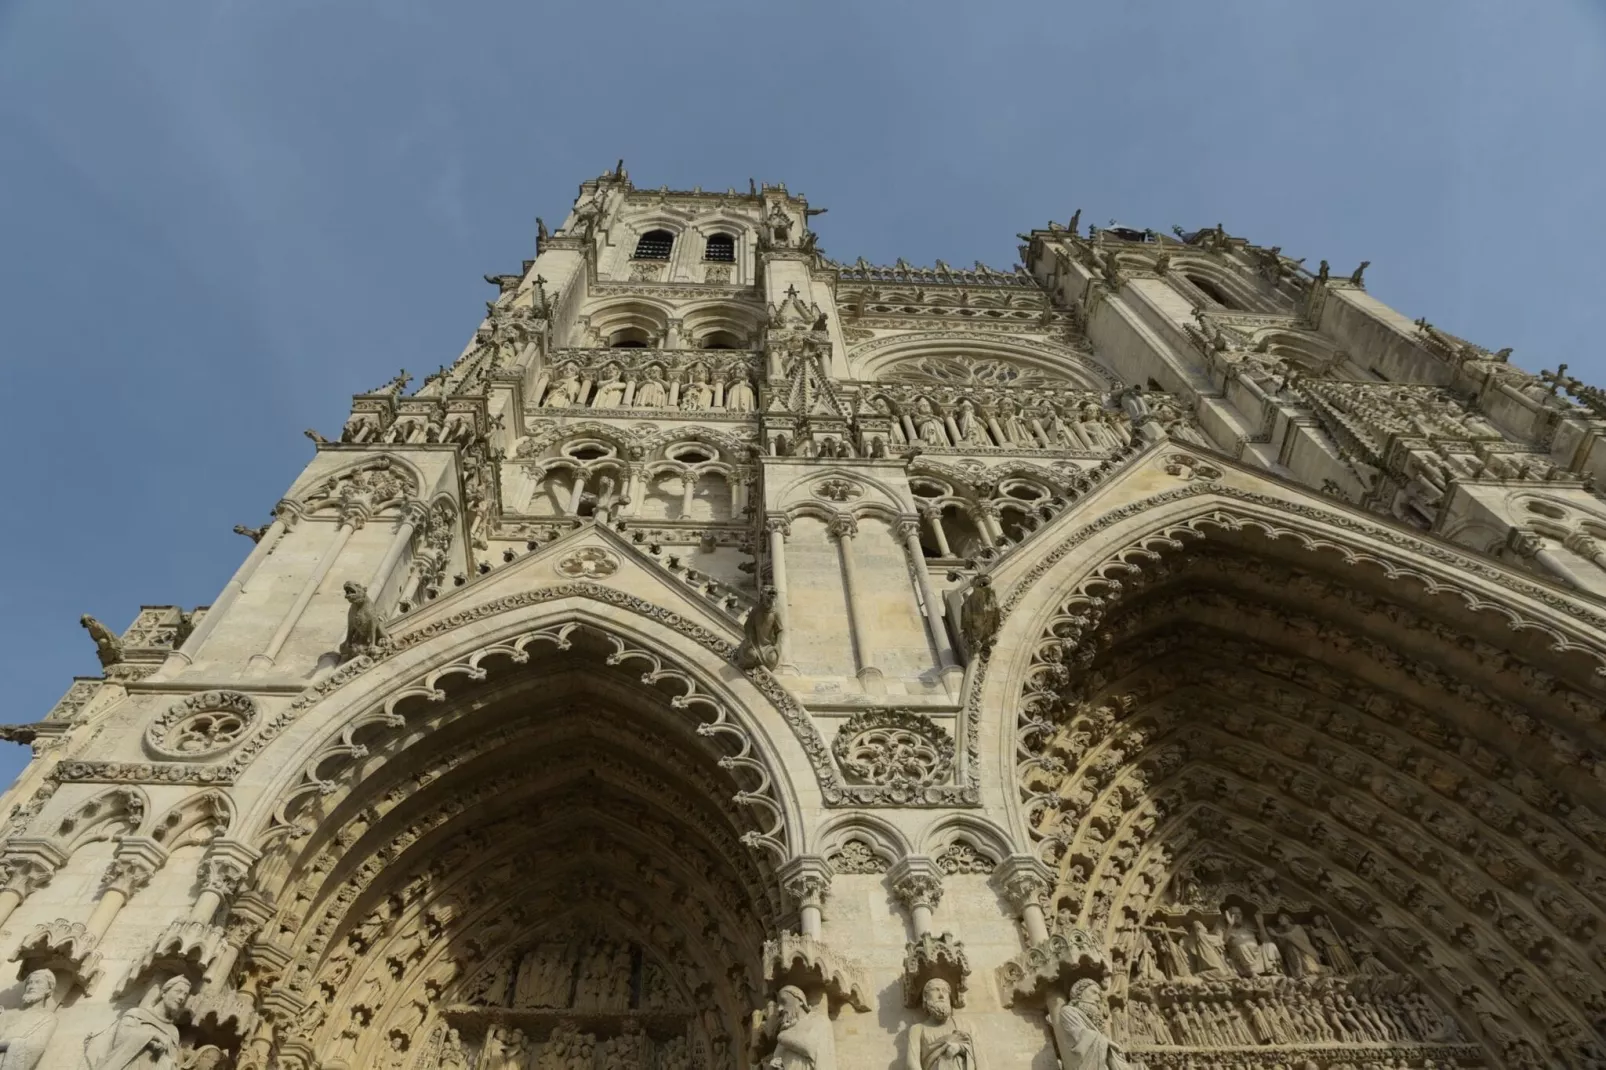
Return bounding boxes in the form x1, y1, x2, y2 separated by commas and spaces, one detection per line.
704, 233, 735, 262
633, 229, 674, 260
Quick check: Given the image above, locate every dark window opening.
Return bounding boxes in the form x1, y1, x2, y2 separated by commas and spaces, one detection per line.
1188, 275, 1237, 309
633, 229, 674, 260
704, 233, 735, 262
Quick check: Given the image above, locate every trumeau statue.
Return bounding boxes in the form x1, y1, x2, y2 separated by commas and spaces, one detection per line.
19, 170, 1606, 1070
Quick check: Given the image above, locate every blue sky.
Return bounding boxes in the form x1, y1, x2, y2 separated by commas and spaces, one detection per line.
2, 1, 1604, 788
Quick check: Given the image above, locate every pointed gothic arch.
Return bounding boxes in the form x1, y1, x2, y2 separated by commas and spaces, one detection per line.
227, 595, 815, 1070
990, 479, 1606, 1069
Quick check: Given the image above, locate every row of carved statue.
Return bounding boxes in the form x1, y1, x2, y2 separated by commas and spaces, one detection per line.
538, 362, 757, 413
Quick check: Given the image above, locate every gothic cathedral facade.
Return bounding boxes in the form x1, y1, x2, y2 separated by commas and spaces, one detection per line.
3, 167, 1605, 1070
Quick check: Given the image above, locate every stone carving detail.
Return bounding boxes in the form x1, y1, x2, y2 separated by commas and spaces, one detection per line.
338, 581, 387, 662
145, 691, 258, 760
757, 984, 836, 1070
555, 547, 619, 579
736, 587, 783, 672
812, 478, 862, 502
935, 843, 995, 876
0, 968, 59, 1070
83, 974, 190, 1069
1051, 979, 1131, 1070
902, 977, 978, 1070
832, 710, 954, 794
80, 615, 124, 669
825, 840, 887, 875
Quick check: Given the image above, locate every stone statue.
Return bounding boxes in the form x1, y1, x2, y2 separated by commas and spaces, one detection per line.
1049, 979, 1129, 1070
1221, 907, 1269, 977
914, 398, 949, 448
905, 978, 979, 1070
591, 365, 627, 408
83, 974, 190, 1070
738, 587, 783, 671
0, 968, 58, 1070
1270, 913, 1324, 978
958, 574, 1000, 659
437, 1029, 469, 1070
339, 581, 386, 661
1182, 919, 1229, 977
634, 366, 669, 408
544, 364, 583, 408
954, 399, 991, 447
680, 366, 715, 411
80, 615, 124, 668
1350, 260, 1369, 285
725, 377, 756, 413
762, 985, 836, 1070
1308, 914, 1355, 972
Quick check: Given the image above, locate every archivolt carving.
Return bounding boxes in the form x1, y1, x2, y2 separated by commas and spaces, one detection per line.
1008, 501, 1606, 1067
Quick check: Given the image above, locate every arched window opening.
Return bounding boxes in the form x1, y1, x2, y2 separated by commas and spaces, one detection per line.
704, 233, 735, 262
1188, 275, 1238, 309
633, 229, 674, 260
608, 327, 652, 349
699, 330, 742, 350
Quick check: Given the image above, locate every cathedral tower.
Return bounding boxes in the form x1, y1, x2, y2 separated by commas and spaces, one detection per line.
3, 167, 1604, 1069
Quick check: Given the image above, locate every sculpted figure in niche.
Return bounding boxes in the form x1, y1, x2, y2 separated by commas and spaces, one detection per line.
339, 581, 386, 661
634, 366, 669, 408
437, 1029, 470, 1070
914, 398, 950, 447
544, 363, 583, 408
0, 968, 58, 1070
1047, 404, 1087, 449
1270, 913, 1324, 978
997, 398, 1038, 447
1050, 979, 1129, 1070
591, 365, 628, 408
737, 587, 783, 671
84, 975, 190, 1070
725, 375, 756, 412
954, 399, 992, 447
680, 365, 715, 411
762, 985, 836, 1070
905, 979, 979, 1070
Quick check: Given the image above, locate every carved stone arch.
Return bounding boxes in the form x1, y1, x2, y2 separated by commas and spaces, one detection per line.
51, 786, 148, 854
229, 596, 818, 1069
921, 814, 1013, 876
583, 297, 673, 346
815, 814, 911, 875
287, 455, 425, 519
677, 299, 766, 347
1166, 256, 1278, 314
1245, 326, 1355, 376
149, 789, 235, 850
638, 424, 753, 461
848, 331, 1120, 390
991, 484, 1606, 1068
517, 420, 640, 461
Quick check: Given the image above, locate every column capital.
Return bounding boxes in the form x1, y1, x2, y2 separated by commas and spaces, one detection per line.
1506, 527, 1543, 559
779, 855, 834, 910
764, 514, 792, 537
896, 515, 922, 541
993, 855, 1055, 911
828, 514, 859, 540
890, 857, 944, 912
1564, 530, 1601, 557
103, 838, 166, 898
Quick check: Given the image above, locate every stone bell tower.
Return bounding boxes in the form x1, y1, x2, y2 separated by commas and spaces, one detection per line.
1, 167, 1604, 1070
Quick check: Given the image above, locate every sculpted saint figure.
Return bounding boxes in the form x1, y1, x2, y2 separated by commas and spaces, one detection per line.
762, 985, 836, 1070
0, 968, 58, 1070
724, 376, 756, 413
1182, 919, 1229, 977
914, 398, 950, 447
339, 581, 386, 661
905, 979, 979, 1070
634, 366, 669, 408
591, 365, 628, 408
1270, 913, 1324, 978
954, 399, 992, 447
544, 363, 583, 408
1221, 907, 1269, 977
84, 975, 190, 1070
737, 588, 784, 671
680, 366, 715, 411
1049, 979, 1129, 1070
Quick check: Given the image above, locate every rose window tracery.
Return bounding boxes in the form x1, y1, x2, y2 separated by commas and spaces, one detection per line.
144, 691, 257, 759
831, 710, 954, 790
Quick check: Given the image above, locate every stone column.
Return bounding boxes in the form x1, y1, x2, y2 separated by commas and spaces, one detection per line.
995, 856, 1055, 945
765, 516, 796, 672
899, 517, 960, 693
779, 857, 834, 940
891, 858, 944, 938
829, 514, 882, 691
1566, 531, 1606, 571
567, 471, 589, 515
250, 508, 363, 671
85, 839, 165, 940
203, 892, 272, 994
0, 847, 62, 929
367, 499, 430, 608
975, 501, 1005, 544
920, 506, 953, 559
190, 843, 256, 925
